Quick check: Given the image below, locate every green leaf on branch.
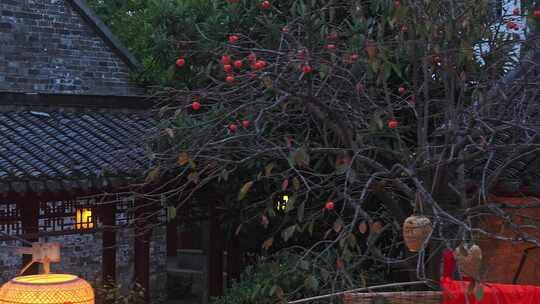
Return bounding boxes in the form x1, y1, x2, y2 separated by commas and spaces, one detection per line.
167, 206, 176, 222
369, 59, 380, 73
219, 169, 229, 182
335, 163, 349, 175
308, 220, 314, 236
382, 61, 392, 82
304, 275, 319, 290
188, 159, 197, 170
292, 177, 301, 191
188, 172, 199, 184
333, 218, 343, 233
145, 166, 160, 183
390, 62, 403, 79
299, 259, 310, 270
285, 195, 296, 212
297, 201, 305, 222
348, 233, 358, 248
235, 224, 243, 236
369, 112, 384, 131
165, 128, 174, 138
265, 163, 274, 177
342, 247, 353, 263
319, 64, 331, 79
321, 269, 330, 281
291, 148, 310, 168
238, 181, 254, 201
282, 225, 297, 242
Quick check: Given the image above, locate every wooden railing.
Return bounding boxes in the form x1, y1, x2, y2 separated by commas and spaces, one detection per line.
343, 291, 442, 304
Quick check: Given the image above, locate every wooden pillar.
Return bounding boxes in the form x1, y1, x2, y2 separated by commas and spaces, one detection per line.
166, 218, 178, 257
227, 220, 242, 286
101, 203, 117, 284
19, 196, 39, 275
207, 205, 223, 297
134, 199, 151, 302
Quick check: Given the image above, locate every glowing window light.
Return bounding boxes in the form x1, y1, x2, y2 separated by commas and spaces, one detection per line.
0, 274, 94, 304
76, 208, 93, 230
275, 195, 288, 212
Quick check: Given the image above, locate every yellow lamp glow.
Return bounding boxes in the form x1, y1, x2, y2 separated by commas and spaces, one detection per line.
76, 208, 93, 230
0, 274, 94, 304
276, 195, 289, 212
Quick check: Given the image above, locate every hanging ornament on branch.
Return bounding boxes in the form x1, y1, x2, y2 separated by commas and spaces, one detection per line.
454, 243, 483, 279
403, 193, 433, 252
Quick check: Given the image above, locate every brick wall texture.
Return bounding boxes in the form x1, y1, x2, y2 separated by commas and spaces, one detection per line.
479, 196, 540, 285
0, 0, 141, 96
0, 231, 167, 303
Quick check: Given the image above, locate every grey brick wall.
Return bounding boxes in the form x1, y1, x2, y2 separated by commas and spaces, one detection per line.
0, 231, 167, 304
0, 235, 102, 284
150, 226, 168, 303
0, 240, 22, 282
46, 233, 103, 282
116, 226, 168, 303
116, 227, 135, 291
0, 0, 141, 96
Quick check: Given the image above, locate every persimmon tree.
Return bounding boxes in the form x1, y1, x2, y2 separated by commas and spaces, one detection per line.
147, 0, 540, 300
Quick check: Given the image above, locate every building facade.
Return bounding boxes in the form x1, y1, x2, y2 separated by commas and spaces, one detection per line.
0, 0, 165, 302
0, 0, 140, 95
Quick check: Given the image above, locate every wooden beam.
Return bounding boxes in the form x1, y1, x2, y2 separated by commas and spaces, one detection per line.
19, 197, 39, 275
101, 203, 117, 284
0, 91, 152, 109
166, 218, 178, 257
134, 199, 151, 302
207, 204, 223, 297
227, 220, 242, 286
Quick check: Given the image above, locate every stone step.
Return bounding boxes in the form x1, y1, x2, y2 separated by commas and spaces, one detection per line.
166, 263, 205, 303
167, 258, 204, 274
167, 268, 205, 276
177, 248, 205, 255
177, 249, 205, 270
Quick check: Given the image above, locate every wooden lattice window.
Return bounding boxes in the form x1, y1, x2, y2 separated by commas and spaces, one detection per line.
0, 203, 21, 237
40, 200, 96, 233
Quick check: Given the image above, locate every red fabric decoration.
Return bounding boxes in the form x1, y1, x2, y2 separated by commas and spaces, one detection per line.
441, 277, 540, 304
442, 249, 455, 278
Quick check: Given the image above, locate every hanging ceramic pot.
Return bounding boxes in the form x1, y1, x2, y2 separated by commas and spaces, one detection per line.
454, 243, 482, 279
403, 215, 433, 252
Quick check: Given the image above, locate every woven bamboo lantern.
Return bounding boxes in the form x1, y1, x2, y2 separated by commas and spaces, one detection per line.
0, 243, 94, 304
0, 274, 94, 304
403, 215, 432, 252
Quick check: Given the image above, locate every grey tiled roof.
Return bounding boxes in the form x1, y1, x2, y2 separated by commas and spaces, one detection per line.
0, 108, 155, 192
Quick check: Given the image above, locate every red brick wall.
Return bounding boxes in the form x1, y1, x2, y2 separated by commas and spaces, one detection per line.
478, 196, 540, 285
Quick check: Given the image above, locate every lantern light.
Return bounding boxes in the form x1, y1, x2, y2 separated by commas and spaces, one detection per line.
0, 242, 95, 304
275, 195, 289, 212
0, 274, 94, 304
76, 208, 94, 230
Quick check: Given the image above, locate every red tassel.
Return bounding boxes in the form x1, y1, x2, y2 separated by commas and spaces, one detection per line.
443, 248, 455, 278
